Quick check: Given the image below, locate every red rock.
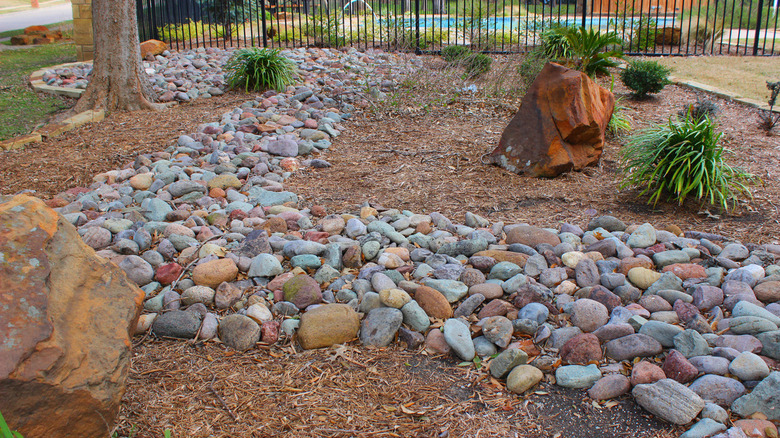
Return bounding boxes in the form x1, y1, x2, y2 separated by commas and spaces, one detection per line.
261, 321, 280, 344
488, 62, 614, 177
208, 187, 225, 199
267, 272, 295, 293
473, 250, 528, 267
560, 333, 603, 364
506, 225, 561, 247
310, 205, 327, 217
586, 285, 622, 313
229, 209, 247, 221
630, 361, 666, 385
662, 263, 706, 280
342, 246, 363, 268
478, 299, 513, 319
139, 39, 168, 58
155, 262, 183, 284
44, 198, 68, 208
261, 216, 287, 234
625, 303, 651, 318
304, 230, 330, 243
0, 195, 143, 437
673, 300, 701, 323
414, 286, 453, 319
24, 25, 49, 34
662, 350, 699, 383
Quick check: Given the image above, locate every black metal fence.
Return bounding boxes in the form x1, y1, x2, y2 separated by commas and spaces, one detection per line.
137, 0, 780, 55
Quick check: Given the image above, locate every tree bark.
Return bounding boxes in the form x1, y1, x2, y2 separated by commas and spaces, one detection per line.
74, 0, 163, 113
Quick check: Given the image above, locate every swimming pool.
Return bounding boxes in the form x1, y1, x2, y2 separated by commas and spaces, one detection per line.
394, 15, 676, 31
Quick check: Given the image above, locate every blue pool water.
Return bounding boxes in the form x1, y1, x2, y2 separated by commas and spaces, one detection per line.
397, 16, 676, 31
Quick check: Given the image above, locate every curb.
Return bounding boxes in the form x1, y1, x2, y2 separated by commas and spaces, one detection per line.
669, 75, 778, 114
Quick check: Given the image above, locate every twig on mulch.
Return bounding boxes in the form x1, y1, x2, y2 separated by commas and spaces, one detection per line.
207, 370, 239, 422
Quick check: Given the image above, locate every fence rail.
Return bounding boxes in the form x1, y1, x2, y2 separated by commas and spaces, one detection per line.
137, 0, 780, 55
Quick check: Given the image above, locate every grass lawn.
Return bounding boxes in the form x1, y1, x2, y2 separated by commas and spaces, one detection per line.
0, 41, 76, 141
648, 55, 780, 103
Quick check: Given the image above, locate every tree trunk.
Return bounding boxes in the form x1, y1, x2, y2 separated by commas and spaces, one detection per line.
74, 0, 163, 113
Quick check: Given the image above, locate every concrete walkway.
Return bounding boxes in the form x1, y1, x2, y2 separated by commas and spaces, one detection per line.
0, 2, 72, 33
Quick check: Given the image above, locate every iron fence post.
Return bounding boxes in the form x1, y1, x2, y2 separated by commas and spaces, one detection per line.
415, 0, 421, 54
581, 0, 587, 28
754, 0, 765, 55
261, 0, 269, 47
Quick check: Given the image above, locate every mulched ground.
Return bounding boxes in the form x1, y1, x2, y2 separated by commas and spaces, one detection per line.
2, 53, 778, 438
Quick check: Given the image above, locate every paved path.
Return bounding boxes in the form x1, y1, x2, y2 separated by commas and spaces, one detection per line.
0, 3, 72, 33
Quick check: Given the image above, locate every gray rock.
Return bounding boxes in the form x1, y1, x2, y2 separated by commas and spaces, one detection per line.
730, 371, 780, 421
627, 223, 656, 248
247, 253, 284, 277
689, 374, 746, 407
401, 300, 430, 332
605, 334, 663, 361
728, 351, 770, 381
689, 356, 731, 375
570, 298, 609, 333
640, 320, 684, 348
473, 336, 497, 356
517, 302, 549, 325
443, 318, 475, 361
360, 307, 403, 347
118, 255, 155, 286
701, 402, 729, 424
632, 379, 705, 425
729, 316, 778, 335
653, 250, 691, 268
423, 279, 468, 303
680, 419, 727, 438
547, 326, 583, 349
555, 364, 602, 389
674, 329, 712, 358
151, 310, 201, 339
489, 348, 529, 378
732, 300, 780, 326
218, 314, 261, 351
453, 294, 485, 318
755, 330, 780, 360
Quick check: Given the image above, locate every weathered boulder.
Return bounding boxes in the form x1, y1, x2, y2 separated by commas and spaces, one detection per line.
0, 195, 144, 437
488, 62, 614, 177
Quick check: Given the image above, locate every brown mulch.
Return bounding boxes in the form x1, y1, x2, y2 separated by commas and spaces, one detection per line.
2, 54, 778, 437
119, 340, 677, 438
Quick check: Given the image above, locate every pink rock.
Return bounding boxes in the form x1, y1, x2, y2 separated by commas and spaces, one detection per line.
626, 303, 651, 318
631, 361, 665, 386
425, 329, 451, 354
261, 320, 280, 344
267, 272, 295, 293
477, 299, 512, 319
304, 231, 330, 243
662, 263, 706, 280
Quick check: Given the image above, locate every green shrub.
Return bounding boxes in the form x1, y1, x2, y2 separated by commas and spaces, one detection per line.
619, 114, 754, 210
442, 45, 472, 63
464, 53, 493, 77
273, 26, 304, 42
306, 13, 347, 48
518, 48, 551, 89
620, 59, 671, 97
224, 48, 297, 92
157, 19, 203, 42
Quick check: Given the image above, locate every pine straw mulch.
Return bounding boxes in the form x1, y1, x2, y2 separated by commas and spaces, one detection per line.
118, 340, 678, 438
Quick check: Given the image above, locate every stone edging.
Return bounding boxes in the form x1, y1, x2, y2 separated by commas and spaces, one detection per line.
29, 60, 90, 98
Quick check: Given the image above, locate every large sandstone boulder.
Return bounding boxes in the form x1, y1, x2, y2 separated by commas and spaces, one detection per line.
140, 39, 168, 59
488, 62, 614, 177
0, 195, 144, 438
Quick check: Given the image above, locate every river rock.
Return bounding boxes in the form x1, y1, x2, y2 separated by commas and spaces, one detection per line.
298, 304, 361, 349
632, 379, 705, 425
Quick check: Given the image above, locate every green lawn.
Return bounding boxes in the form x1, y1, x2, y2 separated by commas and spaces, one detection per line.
0, 42, 77, 141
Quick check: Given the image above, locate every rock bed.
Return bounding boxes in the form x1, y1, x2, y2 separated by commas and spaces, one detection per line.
41, 48, 780, 438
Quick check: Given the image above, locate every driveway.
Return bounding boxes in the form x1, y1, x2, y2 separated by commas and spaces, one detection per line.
0, 3, 72, 33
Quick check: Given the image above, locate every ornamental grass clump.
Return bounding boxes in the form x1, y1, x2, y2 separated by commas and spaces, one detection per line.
620, 114, 755, 211
224, 48, 297, 92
